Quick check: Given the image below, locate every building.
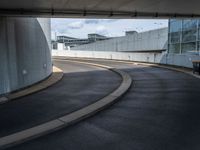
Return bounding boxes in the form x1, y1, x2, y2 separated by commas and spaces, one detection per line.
56, 36, 90, 47
52, 20, 200, 69
52, 34, 109, 49
163, 19, 200, 68
52, 23, 200, 68
71, 28, 168, 52
168, 19, 200, 55
57, 35, 77, 43
88, 33, 108, 42
52, 28, 168, 66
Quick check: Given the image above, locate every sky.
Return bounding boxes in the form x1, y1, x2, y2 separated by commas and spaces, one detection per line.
51, 19, 168, 40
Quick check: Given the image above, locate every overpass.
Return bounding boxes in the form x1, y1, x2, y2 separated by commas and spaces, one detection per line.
0, 0, 200, 18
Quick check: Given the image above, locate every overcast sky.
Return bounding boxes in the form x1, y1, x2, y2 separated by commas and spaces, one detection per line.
51, 19, 168, 40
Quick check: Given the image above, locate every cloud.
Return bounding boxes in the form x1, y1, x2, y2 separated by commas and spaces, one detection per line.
67, 21, 84, 29
51, 18, 168, 39
102, 19, 119, 23
95, 25, 108, 36
85, 19, 99, 24
84, 19, 119, 24
51, 19, 71, 35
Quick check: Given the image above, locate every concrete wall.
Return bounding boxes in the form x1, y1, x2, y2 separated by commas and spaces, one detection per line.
71, 28, 168, 52
52, 50, 164, 63
0, 17, 52, 95
52, 50, 199, 68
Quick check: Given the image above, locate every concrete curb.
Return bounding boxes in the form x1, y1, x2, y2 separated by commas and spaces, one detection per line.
0, 60, 132, 149
132, 62, 200, 79
107, 59, 200, 79
0, 66, 64, 104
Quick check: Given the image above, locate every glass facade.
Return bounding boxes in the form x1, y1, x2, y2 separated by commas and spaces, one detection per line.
168, 19, 199, 54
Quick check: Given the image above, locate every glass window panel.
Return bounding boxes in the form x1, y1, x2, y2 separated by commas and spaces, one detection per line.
168, 19, 199, 54
182, 19, 197, 31
182, 29, 197, 42
197, 41, 200, 51
168, 44, 180, 54
198, 28, 200, 40
169, 20, 182, 33
198, 20, 200, 27
169, 32, 181, 44
170, 19, 178, 22
181, 42, 196, 53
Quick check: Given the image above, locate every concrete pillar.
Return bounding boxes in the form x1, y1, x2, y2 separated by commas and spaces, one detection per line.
0, 17, 52, 95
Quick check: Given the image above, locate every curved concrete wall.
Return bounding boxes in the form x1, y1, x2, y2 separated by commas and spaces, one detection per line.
0, 17, 52, 95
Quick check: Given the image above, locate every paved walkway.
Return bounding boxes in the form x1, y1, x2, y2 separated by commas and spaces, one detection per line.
9, 58, 200, 150
0, 60, 121, 138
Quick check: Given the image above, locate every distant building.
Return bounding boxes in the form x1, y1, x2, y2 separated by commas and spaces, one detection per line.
56, 36, 90, 47
56, 36, 77, 43
88, 33, 108, 42
52, 34, 109, 50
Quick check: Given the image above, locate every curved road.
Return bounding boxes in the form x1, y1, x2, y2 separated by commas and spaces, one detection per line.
7, 58, 200, 150
0, 60, 121, 137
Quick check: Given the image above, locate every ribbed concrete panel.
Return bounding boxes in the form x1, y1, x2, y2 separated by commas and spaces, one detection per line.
0, 17, 52, 95
71, 28, 168, 52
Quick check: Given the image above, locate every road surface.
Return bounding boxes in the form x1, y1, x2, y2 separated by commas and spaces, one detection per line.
7, 58, 200, 150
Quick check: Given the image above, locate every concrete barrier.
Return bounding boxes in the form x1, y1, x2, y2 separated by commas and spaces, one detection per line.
52, 50, 200, 68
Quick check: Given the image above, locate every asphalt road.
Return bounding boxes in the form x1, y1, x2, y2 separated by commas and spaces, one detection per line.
0, 60, 121, 138
7, 58, 200, 150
